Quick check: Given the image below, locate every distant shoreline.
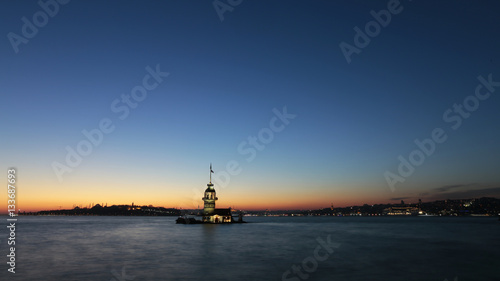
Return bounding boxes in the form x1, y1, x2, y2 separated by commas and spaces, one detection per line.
4, 197, 500, 217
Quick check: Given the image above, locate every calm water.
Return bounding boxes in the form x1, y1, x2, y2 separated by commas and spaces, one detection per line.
1, 216, 499, 281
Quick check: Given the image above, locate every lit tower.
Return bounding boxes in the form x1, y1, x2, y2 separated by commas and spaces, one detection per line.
202, 164, 217, 216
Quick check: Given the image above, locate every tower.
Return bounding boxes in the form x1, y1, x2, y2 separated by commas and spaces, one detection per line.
202, 164, 217, 216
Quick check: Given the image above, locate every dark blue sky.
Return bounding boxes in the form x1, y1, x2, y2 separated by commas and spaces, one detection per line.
1, 0, 499, 210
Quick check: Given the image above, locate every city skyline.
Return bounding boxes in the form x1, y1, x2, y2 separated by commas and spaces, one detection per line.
1, 1, 500, 213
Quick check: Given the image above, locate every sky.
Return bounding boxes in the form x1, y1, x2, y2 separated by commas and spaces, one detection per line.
1, 0, 500, 213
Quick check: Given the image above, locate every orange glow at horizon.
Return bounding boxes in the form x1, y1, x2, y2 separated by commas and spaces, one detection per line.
0, 184, 396, 214
0, 171, 403, 214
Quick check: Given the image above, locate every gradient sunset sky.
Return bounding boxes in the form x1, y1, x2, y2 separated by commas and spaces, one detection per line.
1, 0, 500, 213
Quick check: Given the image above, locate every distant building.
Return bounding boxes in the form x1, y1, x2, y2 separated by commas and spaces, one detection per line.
384, 206, 419, 215
202, 164, 233, 223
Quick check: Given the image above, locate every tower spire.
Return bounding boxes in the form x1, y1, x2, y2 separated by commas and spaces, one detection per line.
210, 163, 214, 183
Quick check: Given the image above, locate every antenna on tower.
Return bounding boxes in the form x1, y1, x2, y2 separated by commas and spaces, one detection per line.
210, 163, 214, 183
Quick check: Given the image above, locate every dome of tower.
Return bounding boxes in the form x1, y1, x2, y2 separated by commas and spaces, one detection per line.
205, 183, 215, 192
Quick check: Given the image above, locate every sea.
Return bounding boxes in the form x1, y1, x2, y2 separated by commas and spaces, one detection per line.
1, 215, 499, 281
